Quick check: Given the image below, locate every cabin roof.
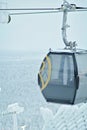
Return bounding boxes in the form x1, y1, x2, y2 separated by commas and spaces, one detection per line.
49, 48, 87, 54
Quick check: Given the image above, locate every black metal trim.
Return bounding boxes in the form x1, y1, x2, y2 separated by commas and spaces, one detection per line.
73, 54, 79, 89
46, 98, 74, 105
47, 51, 74, 56
39, 56, 46, 70
72, 53, 79, 104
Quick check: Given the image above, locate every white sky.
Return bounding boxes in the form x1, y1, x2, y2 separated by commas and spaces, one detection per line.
0, 0, 87, 52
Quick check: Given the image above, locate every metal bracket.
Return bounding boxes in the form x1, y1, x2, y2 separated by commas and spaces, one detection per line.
61, 0, 77, 50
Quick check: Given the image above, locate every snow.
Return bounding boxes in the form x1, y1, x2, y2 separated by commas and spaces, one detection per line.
41, 104, 87, 130
40, 107, 53, 123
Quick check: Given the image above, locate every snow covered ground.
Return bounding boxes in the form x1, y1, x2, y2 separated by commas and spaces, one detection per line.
0, 51, 87, 130
0, 51, 59, 130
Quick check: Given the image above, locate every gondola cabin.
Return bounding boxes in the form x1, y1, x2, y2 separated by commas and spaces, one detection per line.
38, 49, 87, 104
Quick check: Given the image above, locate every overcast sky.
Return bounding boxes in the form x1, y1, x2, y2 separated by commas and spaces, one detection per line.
0, 0, 87, 52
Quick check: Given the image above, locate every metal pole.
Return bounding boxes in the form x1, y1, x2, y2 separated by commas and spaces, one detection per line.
62, 10, 70, 47
13, 113, 18, 130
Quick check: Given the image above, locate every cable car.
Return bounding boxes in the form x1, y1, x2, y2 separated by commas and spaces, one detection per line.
38, 49, 87, 104
38, 1, 87, 105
